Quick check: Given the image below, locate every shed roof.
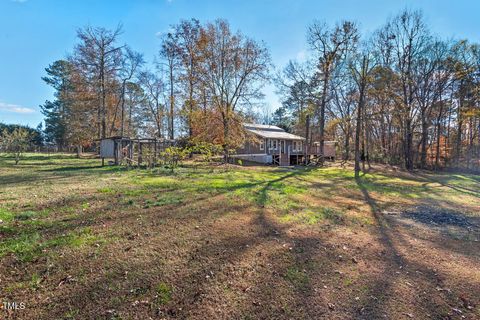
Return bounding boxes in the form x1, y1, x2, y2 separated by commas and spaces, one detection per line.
244, 123, 305, 140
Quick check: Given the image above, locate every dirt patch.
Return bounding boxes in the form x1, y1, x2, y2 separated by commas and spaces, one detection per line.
385, 205, 480, 243
400, 205, 479, 229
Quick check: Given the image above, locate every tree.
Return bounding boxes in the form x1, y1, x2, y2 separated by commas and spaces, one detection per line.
173, 19, 205, 139
199, 20, 270, 160
351, 50, 376, 177
159, 32, 180, 140
109, 47, 144, 137
329, 61, 357, 160
307, 20, 359, 163
379, 10, 430, 170
0, 127, 31, 164
275, 61, 316, 142
73, 25, 124, 139
139, 71, 166, 138
271, 106, 293, 132
40, 60, 74, 147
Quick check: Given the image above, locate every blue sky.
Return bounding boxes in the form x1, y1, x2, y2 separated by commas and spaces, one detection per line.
1, 0, 479, 127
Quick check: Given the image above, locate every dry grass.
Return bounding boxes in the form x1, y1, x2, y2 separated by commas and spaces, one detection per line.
0, 154, 479, 319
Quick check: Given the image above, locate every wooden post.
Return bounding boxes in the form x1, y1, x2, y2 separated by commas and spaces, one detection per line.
153, 140, 157, 168
138, 141, 143, 166
129, 143, 133, 166
114, 141, 119, 165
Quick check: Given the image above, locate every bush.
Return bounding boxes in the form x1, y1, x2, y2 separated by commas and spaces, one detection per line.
190, 142, 223, 163
161, 146, 190, 172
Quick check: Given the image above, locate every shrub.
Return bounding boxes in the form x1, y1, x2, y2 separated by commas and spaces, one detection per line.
161, 147, 190, 172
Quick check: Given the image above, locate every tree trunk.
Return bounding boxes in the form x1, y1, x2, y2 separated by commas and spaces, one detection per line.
100, 52, 107, 139
344, 130, 350, 161
420, 109, 428, 168
435, 115, 442, 170
222, 114, 230, 163
455, 85, 464, 167
318, 70, 330, 165
76, 145, 82, 158
354, 85, 364, 178
404, 119, 414, 171
120, 82, 126, 137
305, 114, 310, 145
169, 64, 175, 140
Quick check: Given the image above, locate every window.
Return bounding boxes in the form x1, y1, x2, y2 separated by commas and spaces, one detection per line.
293, 141, 302, 152
273, 139, 277, 150
259, 139, 264, 150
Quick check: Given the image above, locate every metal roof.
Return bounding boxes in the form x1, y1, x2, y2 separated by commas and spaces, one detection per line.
244, 123, 306, 140
244, 123, 285, 132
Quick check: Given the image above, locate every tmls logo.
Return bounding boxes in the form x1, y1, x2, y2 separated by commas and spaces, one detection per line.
2, 301, 26, 310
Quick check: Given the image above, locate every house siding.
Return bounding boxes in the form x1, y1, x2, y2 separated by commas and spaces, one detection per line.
236, 137, 265, 155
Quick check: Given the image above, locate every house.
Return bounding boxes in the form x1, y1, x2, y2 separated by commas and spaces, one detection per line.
233, 123, 336, 166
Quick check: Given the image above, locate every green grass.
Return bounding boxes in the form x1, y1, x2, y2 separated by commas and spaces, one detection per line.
0, 153, 479, 319
1, 152, 478, 263
0, 207, 15, 222
284, 266, 310, 290
155, 282, 173, 305
0, 227, 104, 262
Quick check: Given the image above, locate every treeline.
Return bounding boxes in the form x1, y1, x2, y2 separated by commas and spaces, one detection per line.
0, 123, 43, 147
41, 11, 480, 171
275, 9, 480, 172
41, 19, 270, 156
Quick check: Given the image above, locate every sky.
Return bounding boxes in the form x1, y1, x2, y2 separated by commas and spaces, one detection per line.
1, 0, 480, 127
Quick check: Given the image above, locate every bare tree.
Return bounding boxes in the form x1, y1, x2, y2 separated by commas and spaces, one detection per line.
139, 71, 166, 138
109, 47, 144, 136
159, 32, 180, 140
307, 20, 359, 163
381, 10, 430, 170
351, 48, 376, 177
73, 25, 124, 139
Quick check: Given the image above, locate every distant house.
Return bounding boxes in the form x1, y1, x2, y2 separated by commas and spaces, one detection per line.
233, 123, 336, 166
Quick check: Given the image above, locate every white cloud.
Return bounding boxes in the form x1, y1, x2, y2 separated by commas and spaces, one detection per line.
0, 102, 35, 114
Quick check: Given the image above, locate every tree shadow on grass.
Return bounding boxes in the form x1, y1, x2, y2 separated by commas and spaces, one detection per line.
354, 176, 433, 319
6, 165, 479, 319
16, 168, 335, 319
42, 165, 106, 172
416, 172, 480, 198
353, 176, 480, 319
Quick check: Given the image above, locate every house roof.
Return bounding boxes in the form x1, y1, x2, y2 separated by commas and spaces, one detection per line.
244, 123, 306, 140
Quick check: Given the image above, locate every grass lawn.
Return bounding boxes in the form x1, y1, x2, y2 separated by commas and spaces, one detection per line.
0, 153, 479, 319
